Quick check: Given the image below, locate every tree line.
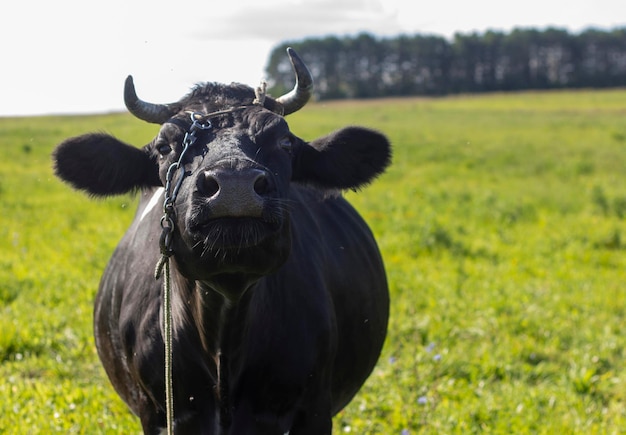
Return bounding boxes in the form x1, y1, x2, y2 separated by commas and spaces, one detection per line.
266, 28, 626, 100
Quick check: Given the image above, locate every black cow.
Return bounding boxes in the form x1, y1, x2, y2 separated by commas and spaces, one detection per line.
53, 48, 390, 434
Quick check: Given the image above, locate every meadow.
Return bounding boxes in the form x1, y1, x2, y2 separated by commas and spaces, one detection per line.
1, 89, 625, 433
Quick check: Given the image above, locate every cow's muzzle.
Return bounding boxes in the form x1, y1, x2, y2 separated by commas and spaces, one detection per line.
197, 167, 273, 219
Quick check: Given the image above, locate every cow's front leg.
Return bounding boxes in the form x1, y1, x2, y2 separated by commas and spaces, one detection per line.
289, 401, 332, 435
227, 398, 295, 435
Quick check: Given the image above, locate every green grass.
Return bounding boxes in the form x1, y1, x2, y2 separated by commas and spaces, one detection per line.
2, 89, 626, 433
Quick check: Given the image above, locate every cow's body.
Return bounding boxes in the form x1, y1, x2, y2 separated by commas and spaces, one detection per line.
96, 185, 387, 433
53, 49, 390, 434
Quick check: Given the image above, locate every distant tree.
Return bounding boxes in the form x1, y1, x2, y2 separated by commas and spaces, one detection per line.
577, 28, 626, 87
403, 34, 451, 95
266, 27, 626, 100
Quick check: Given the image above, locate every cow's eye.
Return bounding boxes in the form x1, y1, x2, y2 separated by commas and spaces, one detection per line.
156, 141, 173, 156
279, 136, 292, 152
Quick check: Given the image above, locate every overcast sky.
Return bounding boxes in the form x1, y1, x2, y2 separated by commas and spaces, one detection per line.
1, 0, 624, 116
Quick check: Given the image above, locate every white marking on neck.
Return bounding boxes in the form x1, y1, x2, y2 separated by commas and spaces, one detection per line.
140, 187, 165, 222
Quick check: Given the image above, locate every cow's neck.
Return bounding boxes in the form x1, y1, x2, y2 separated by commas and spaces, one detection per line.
190, 277, 253, 355
195, 277, 258, 428
206, 273, 261, 302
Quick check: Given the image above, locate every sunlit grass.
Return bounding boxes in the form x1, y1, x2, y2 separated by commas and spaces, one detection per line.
2, 89, 626, 433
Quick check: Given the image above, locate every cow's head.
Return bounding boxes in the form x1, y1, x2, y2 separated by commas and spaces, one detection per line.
53, 48, 390, 297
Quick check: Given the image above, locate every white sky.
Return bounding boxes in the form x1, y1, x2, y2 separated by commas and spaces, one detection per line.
0, 0, 624, 116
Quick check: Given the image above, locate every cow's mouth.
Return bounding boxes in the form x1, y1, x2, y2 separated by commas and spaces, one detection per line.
177, 204, 291, 280
188, 217, 283, 253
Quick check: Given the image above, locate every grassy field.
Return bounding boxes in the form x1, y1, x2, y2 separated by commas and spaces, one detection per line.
1, 89, 626, 433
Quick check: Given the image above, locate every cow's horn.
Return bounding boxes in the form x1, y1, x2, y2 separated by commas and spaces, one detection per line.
124, 75, 179, 124
276, 47, 313, 116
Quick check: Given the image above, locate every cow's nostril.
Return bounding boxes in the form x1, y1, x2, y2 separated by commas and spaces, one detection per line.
254, 173, 270, 196
203, 174, 220, 197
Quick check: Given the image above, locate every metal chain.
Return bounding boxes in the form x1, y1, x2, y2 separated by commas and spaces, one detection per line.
156, 113, 213, 272
153, 111, 212, 435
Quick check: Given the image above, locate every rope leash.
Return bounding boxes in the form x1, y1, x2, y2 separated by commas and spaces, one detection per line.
156, 258, 174, 434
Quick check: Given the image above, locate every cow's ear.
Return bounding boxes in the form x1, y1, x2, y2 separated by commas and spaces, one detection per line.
291, 127, 391, 190
52, 133, 161, 196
